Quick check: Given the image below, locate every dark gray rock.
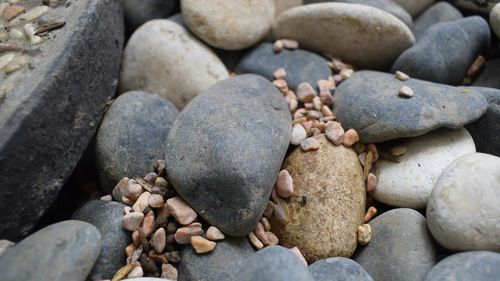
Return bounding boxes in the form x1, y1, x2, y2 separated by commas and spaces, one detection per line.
354, 208, 437, 281
424, 251, 500, 281
122, 0, 178, 34
96, 91, 179, 193
333, 70, 488, 143
0, 221, 101, 281
237, 246, 315, 281
72, 200, 131, 280
465, 87, 500, 156
309, 257, 374, 281
235, 43, 331, 91
413, 2, 462, 40
330, 0, 413, 27
178, 237, 255, 281
391, 16, 490, 85
0, 0, 124, 241
165, 74, 291, 236
473, 58, 500, 89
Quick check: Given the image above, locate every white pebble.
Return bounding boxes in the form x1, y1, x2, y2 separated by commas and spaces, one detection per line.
398, 85, 414, 98
275, 170, 294, 198
290, 124, 307, 145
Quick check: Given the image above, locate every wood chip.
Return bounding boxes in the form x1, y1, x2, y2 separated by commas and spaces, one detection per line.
34, 21, 65, 36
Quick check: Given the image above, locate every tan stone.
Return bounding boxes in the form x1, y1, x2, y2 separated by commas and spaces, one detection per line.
123, 212, 144, 232
248, 232, 264, 249
166, 196, 197, 225
273, 67, 286, 79
161, 263, 178, 280
142, 210, 156, 237
357, 224, 371, 245
206, 226, 225, 241
275, 170, 294, 198
342, 129, 359, 147
132, 192, 151, 212
151, 227, 166, 253
174, 226, 204, 244
148, 194, 164, 208
191, 236, 217, 254
271, 136, 366, 262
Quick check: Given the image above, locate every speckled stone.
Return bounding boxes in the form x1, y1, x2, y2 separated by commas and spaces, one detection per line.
235, 42, 331, 90
391, 16, 490, 85
413, 2, 462, 40
272, 136, 365, 262
424, 251, 500, 281
354, 208, 437, 281
166, 74, 291, 236
309, 257, 374, 281
333, 70, 488, 143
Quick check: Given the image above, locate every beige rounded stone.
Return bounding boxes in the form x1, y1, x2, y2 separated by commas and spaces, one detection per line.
275, 0, 303, 17
490, 3, 500, 39
271, 135, 365, 262
181, 0, 275, 50
272, 3, 415, 69
120, 20, 228, 109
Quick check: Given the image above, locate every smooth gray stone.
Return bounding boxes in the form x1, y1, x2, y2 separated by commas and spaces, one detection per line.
236, 246, 315, 281
0, 221, 101, 281
354, 208, 437, 281
235, 42, 331, 90
413, 2, 462, 40
424, 251, 500, 281
333, 70, 488, 143
473, 58, 500, 89
165, 74, 291, 236
329, 0, 413, 27
121, 0, 178, 33
0, 0, 124, 241
178, 237, 255, 281
465, 87, 500, 156
96, 91, 179, 193
309, 257, 374, 281
391, 16, 490, 85
72, 200, 131, 280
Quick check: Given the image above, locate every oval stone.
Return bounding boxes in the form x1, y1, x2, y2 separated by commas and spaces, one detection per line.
309, 257, 374, 281
95, 91, 179, 192
427, 153, 500, 252
119, 19, 229, 109
272, 3, 415, 70
165, 74, 291, 236
0, 221, 102, 281
272, 136, 365, 262
424, 251, 500, 281
374, 128, 476, 209
181, 0, 275, 50
354, 208, 437, 281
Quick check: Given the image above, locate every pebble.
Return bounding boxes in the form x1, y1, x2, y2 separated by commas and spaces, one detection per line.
363, 207, 377, 223
0, 221, 102, 281
427, 153, 500, 252
100, 195, 112, 201
309, 257, 374, 281
390, 145, 408, 156
125, 180, 143, 202
395, 70, 410, 81
174, 226, 204, 244
166, 197, 197, 226
398, 85, 414, 97
178, 237, 254, 281
354, 208, 436, 281
273, 136, 365, 262
191, 236, 217, 254
275, 170, 294, 198
151, 228, 166, 253
391, 0, 435, 16
142, 211, 156, 237
325, 121, 344, 145
366, 173, 377, 192
273, 3, 415, 69
112, 177, 130, 202
96, 91, 179, 192
148, 194, 164, 209
127, 265, 144, 278
236, 246, 315, 281
342, 129, 359, 147
119, 20, 229, 109
391, 16, 490, 85
357, 224, 371, 245
132, 192, 151, 213
0, 240, 14, 256
165, 75, 291, 236
161, 263, 178, 280
181, 0, 275, 50
72, 200, 131, 280
333, 71, 488, 142
123, 212, 144, 232
413, 2, 462, 40
374, 128, 475, 209
424, 251, 500, 281
206, 226, 225, 241
300, 137, 320, 151
261, 217, 271, 231
248, 232, 264, 249
296, 82, 317, 103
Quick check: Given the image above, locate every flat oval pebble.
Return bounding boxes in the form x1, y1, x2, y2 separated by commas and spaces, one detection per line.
374, 128, 476, 209
331, 0, 413, 27
333, 70, 488, 143
424, 251, 500, 281
272, 136, 365, 262
354, 208, 437, 281
413, 2, 462, 40
119, 20, 229, 109
236, 246, 315, 281
309, 257, 374, 281
96, 91, 178, 192
391, 0, 435, 16
465, 87, 500, 156
0, 221, 102, 281
181, 0, 275, 50
427, 153, 500, 251
391, 16, 490, 85
473, 58, 500, 89
72, 200, 131, 280
178, 237, 254, 281
235, 42, 331, 90
166, 74, 291, 236
272, 3, 415, 70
